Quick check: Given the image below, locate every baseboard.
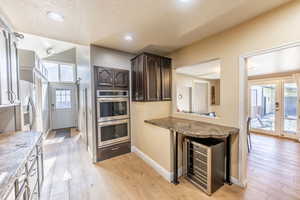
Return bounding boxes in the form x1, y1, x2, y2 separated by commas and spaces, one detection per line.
43, 128, 52, 139
132, 146, 182, 182
132, 146, 242, 187
231, 176, 245, 188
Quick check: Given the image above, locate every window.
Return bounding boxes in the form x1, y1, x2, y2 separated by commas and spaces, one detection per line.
55, 89, 72, 109
60, 64, 74, 82
44, 62, 75, 82
46, 63, 59, 82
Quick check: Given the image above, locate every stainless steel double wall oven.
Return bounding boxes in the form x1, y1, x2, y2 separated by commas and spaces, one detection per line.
96, 90, 130, 147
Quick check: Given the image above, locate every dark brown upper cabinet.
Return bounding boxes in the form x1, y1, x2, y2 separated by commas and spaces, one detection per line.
95, 67, 114, 88
131, 53, 172, 102
114, 69, 129, 89
161, 58, 172, 101
95, 66, 129, 90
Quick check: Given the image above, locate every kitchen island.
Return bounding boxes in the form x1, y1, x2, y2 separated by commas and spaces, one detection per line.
145, 117, 239, 185
0, 131, 44, 200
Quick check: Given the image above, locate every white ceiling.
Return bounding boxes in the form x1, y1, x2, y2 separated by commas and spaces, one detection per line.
247, 45, 300, 76
18, 33, 76, 58
0, 0, 292, 54
176, 59, 220, 79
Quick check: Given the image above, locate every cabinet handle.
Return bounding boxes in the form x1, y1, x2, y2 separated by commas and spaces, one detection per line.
111, 147, 120, 151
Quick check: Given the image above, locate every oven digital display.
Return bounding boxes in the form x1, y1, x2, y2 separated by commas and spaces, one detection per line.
98, 91, 128, 97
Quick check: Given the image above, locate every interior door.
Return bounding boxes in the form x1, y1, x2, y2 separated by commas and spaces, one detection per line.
249, 80, 281, 136
51, 84, 76, 129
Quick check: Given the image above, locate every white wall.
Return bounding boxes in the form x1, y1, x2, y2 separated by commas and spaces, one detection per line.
91, 45, 135, 70
44, 48, 76, 64
76, 45, 93, 159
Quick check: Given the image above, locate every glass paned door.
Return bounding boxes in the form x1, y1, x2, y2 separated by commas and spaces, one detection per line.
249, 79, 299, 139
250, 84, 277, 133
283, 81, 298, 135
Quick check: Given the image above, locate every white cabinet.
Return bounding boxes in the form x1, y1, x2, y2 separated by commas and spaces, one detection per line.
0, 29, 10, 105
0, 27, 19, 106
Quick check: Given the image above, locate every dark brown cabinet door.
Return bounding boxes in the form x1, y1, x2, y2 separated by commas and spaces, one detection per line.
114, 69, 129, 89
131, 55, 144, 101
161, 58, 172, 100
131, 53, 172, 102
145, 55, 161, 101
96, 67, 114, 88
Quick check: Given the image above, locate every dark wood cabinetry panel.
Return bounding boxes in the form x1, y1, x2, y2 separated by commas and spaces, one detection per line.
131, 55, 145, 101
95, 67, 114, 88
114, 69, 129, 89
161, 58, 172, 100
95, 66, 129, 90
131, 53, 172, 102
145, 55, 161, 101
97, 142, 131, 161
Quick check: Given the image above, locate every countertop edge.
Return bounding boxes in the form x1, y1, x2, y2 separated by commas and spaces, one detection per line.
144, 117, 239, 138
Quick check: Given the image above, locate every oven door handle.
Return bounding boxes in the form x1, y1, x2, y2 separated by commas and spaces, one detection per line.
98, 119, 129, 126
97, 98, 129, 102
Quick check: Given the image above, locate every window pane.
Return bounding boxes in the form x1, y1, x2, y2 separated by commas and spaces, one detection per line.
284, 83, 297, 133
250, 84, 276, 132
44, 63, 59, 82
60, 64, 74, 82
55, 89, 72, 109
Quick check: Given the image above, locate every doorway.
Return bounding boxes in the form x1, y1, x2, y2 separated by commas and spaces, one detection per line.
50, 84, 77, 129
249, 78, 298, 139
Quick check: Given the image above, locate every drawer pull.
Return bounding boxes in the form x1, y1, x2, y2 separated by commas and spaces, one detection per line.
111, 147, 120, 151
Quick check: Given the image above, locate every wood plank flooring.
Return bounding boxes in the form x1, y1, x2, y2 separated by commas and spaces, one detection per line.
41, 130, 300, 200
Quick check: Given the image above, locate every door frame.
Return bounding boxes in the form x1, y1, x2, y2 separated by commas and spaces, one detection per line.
49, 82, 78, 130
239, 41, 300, 187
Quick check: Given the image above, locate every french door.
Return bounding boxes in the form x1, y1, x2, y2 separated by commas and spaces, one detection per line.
249, 78, 299, 139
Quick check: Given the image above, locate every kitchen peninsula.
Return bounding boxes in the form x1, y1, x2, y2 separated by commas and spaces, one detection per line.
145, 117, 239, 185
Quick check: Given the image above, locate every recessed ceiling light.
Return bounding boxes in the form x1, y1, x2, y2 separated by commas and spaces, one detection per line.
179, 0, 190, 2
124, 35, 133, 41
47, 11, 64, 22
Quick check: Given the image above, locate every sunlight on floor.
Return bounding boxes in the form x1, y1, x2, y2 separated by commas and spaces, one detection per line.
44, 137, 66, 145
44, 157, 57, 177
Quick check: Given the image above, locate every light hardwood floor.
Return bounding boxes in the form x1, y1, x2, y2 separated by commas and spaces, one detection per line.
41, 130, 300, 200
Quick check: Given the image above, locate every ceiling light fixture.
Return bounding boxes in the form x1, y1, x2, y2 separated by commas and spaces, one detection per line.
124, 35, 133, 41
179, 0, 190, 2
47, 11, 64, 22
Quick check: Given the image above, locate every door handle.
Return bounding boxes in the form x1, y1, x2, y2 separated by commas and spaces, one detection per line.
275, 102, 279, 111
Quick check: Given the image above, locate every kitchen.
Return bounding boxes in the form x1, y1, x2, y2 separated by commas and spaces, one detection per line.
1, 0, 300, 200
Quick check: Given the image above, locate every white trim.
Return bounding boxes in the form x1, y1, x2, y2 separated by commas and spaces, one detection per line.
131, 146, 173, 182
131, 146, 183, 182
231, 176, 246, 188
132, 145, 242, 187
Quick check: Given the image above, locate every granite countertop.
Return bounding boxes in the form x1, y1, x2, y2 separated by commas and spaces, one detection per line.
0, 131, 42, 200
145, 117, 239, 138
